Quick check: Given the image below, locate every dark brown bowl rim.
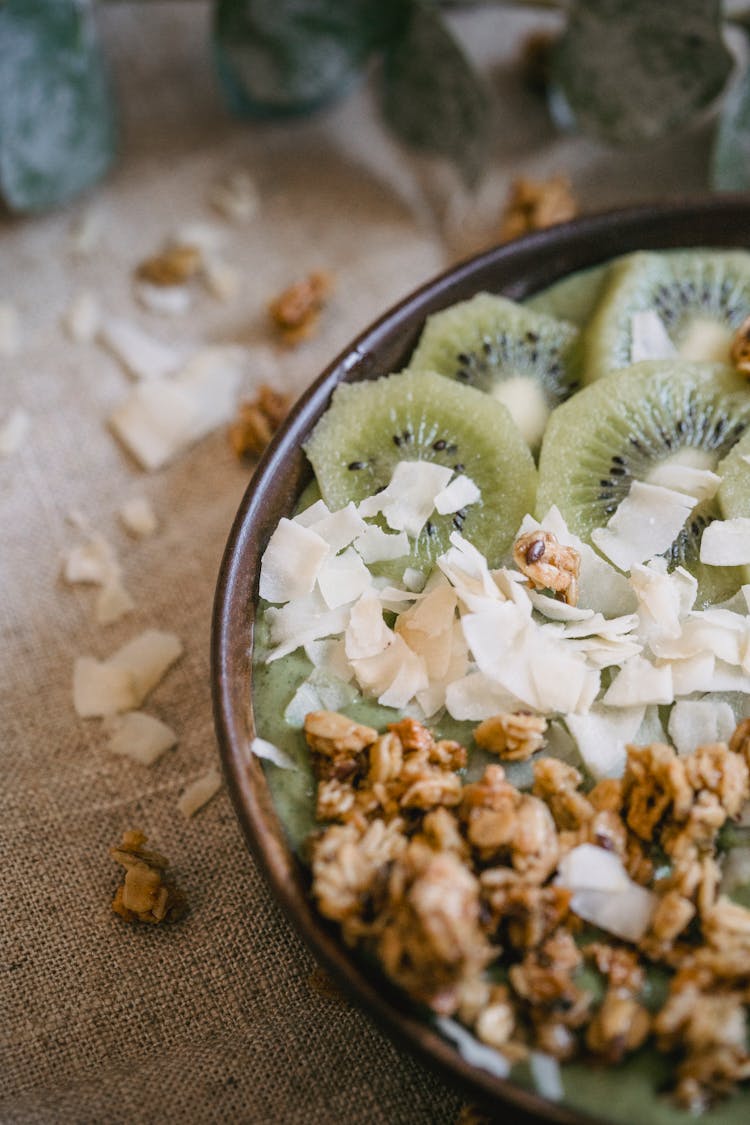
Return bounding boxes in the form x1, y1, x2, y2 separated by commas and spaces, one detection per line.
212, 196, 750, 1125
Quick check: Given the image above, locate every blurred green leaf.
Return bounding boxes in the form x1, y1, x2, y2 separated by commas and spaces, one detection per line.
0, 0, 116, 213
214, 0, 405, 117
712, 51, 750, 189
380, 2, 489, 186
553, 0, 733, 144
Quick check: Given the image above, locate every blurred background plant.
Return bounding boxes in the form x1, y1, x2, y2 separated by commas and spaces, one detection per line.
1, 0, 749, 214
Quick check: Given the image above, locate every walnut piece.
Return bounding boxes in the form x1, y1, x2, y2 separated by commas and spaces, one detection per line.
499, 175, 578, 243
135, 244, 202, 287
513, 530, 580, 606
228, 384, 291, 459
268, 270, 333, 345
474, 711, 547, 761
110, 830, 187, 924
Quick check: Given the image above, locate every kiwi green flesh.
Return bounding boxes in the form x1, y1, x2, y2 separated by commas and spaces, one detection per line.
526, 261, 610, 325
303, 368, 537, 573
581, 250, 750, 384
717, 428, 750, 587
406, 293, 580, 452
536, 360, 750, 597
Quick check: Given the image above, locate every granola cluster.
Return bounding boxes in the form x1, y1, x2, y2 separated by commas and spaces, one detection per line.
110, 830, 187, 924
228, 384, 291, 459
305, 711, 750, 1111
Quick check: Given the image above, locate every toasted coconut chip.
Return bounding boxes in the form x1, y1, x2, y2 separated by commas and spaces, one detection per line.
63, 291, 100, 343
445, 671, 524, 721
603, 654, 673, 707
63, 533, 119, 586
437, 533, 503, 611
249, 736, 298, 770
0, 407, 30, 457
345, 589, 392, 660
591, 481, 698, 573
99, 316, 183, 380
119, 496, 158, 538
667, 698, 736, 756
308, 502, 367, 553
0, 302, 21, 356
647, 463, 720, 501
358, 460, 453, 537
106, 711, 177, 765
293, 499, 330, 527
557, 845, 656, 942
110, 346, 245, 470
265, 595, 350, 662
700, 517, 750, 565
177, 767, 222, 817
630, 309, 677, 363
354, 524, 410, 564
96, 581, 135, 626
352, 634, 429, 709
433, 473, 481, 515
629, 561, 697, 644
434, 1017, 511, 1080
530, 1053, 564, 1103
316, 547, 372, 609
209, 169, 260, 224
260, 518, 330, 603
73, 657, 137, 717
134, 282, 193, 317
565, 705, 645, 779
108, 629, 183, 704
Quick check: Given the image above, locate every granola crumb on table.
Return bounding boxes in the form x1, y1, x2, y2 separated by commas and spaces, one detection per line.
303, 709, 750, 1109
268, 269, 333, 345
228, 384, 291, 459
110, 829, 187, 924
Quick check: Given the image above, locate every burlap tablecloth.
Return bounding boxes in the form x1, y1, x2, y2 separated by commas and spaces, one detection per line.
1, 5, 719, 1122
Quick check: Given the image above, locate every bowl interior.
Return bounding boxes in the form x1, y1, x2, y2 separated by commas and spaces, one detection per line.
212, 198, 750, 1123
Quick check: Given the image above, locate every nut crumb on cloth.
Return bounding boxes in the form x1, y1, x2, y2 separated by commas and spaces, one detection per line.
499, 175, 578, 243
110, 830, 187, 924
268, 270, 333, 346
229, 384, 291, 459
302, 709, 750, 1109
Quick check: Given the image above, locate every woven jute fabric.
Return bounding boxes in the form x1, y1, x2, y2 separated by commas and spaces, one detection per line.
0, 5, 713, 1123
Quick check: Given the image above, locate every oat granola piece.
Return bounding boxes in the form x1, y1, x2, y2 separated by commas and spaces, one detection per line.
304, 710, 377, 759
378, 841, 493, 1010
461, 765, 559, 881
268, 270, 333, 345
585, 991, 650, 1063
228, 384, 292, 459
584, 942, 645, 994
532, 758, 593, 831
499, 175, 578, 244
621, 742, 693, 840
731, 314, 750, 377
135, 244, 202, 287
474, 711, 547, 761
729, 717, 750, 767
512, 530, 580, 606
110, 830, 187, 924
481, 870, 571, 949
684, 742, 749, 818
510, 929, 592, 1031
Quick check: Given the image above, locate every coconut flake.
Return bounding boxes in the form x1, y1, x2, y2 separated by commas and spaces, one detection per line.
0, 407, 30, 457
648, 463, 720, 501
63, 291, 100, 343
316, 547, 372, 609
670, 652, 716, 696
630, 309, 677, 362
203, 259, 242, 302
178, 767, 222, 817
119, 496, 158, 538
249, 736, 298, 770
308, 502, 367, 553
134, 281, 193, 317
63, 533, 119, 586
260, 518, 330, 603
345, 590, 392, 660
209, 170, 260, 224
109, 381, 199, 470
358, 460, 452, 537
700, 518, 750, 565
603, 655, 674, 707
591, 482, 697, 572
354, 525, 410, 564
95, 580, 135, 625
293, 499, 331, 527
667, 699, 737, 756
73, 657, 137, 717
445, 672, 525, 721
629, 561, 697, 644
108, 629, 183, 704
556, 845, 657, 941
434, 1017, 511, 1079
403, 567, 426, 592
264, 594, 349, 661
565, 705, 646, 779
99, 316, 183, 381
106, 711, 177, 765
433, 473, 481, 515
530, 1053, 564, 1103
528, 590, 594, 622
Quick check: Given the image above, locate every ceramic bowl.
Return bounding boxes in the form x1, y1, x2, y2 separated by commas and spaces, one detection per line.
212, 198, 750, 1124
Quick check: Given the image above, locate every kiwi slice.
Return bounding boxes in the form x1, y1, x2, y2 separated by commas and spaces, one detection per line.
526, 261, 610, 326
718, 428, 750, 585
536, 360, 750, 602
304, 368, 537, 572
581, 250, 750, 383
406, 293, 579, 453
